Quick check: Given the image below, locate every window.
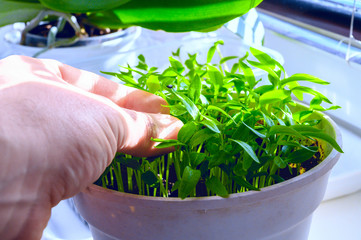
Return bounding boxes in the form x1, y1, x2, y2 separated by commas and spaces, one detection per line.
258, 0, 361, 40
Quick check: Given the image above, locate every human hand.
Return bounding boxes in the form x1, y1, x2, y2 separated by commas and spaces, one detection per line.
0, 55, 183, 240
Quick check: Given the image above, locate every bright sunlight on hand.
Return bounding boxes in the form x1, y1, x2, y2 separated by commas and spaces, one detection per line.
0, 55, 183, 240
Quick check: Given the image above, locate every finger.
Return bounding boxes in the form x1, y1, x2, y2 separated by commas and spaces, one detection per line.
56, 60, 170, 114
109, 107, 183, 157
0, 55, 169, 114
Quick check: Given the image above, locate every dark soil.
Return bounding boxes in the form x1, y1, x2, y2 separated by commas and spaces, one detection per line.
279, 142, 323, 181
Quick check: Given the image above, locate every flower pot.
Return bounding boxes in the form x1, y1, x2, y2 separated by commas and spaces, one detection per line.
0, 24, 141, 71
73, 107, 342, 240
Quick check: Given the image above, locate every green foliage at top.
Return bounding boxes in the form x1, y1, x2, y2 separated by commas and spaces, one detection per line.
0, 0, 44, 27
98, 41, 342, 199
0, 0, 263, 32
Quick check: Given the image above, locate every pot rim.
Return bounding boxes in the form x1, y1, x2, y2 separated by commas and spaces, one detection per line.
83, 110, 342, 203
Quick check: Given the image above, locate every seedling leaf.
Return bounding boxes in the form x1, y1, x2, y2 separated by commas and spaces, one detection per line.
179, 166, 201, 199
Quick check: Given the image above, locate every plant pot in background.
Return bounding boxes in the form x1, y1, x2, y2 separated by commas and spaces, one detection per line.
73, 107, 342, 240
0, 24, 141, 71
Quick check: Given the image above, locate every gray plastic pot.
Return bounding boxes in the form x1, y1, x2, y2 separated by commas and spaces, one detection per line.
74, 109, 342, 240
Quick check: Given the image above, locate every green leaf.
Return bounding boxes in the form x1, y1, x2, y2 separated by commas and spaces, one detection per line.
286, 147, 318, 163
209, 151, 228, 169
178, 166, 201, 199
208, 105, 237, 125
100, 71, 138, 86
169, 56, 185, 74
250, 47, 285, 73
152, 138, 185, 149
290, 86, 332, 104
6, 0, 40, 3
280, 73, 329, 87
242, 122, 266, 138
247, 60, 280, 85
292, 110, 313, 122
232, 175, 259, 191
231, 139, 260, 163
178, 122, 198, 144
243, 154, 253, 170
188, 74, 202, 103
300, 132, 343, 153
259, 89, 291, 105
172, 47, 181, 57
206, 176, 228, 197
220, 56, 238, 65
201, 116, 221, 134
207, 64, 224, 90
141, 170, 159, 187
168, 88, 200, 120
171, 180, 180, 192
233, 163, 247, 176
39, 0, 130, 12
207, 40, 224, 63
190, 129, 215, 148
254, 85, 274, 95
207, 46, 217, 63
268, 125, 304, 138
0, 0, 44, 27
261, 112, 275, 127
146, 75, 161, 93
169, 104, 187, 116
238, 61, 256, 88
114, 155, 140, 170
112, 0, 263, 32
290, 125, 322, 133
274, 156, 287, 168
87, 11, 124, 29
269, 174, 285, 183
190, 152, 207, 168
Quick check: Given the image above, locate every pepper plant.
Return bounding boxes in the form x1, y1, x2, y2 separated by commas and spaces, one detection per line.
98, 41, 343, 199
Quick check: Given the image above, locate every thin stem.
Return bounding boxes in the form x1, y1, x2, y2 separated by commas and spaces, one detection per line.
114, 162, 124, 192
127, 168, 133, 192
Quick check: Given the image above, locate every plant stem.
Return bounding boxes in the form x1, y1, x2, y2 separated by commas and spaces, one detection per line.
174, 150, 181, 180
127, 168, 133, 192
114, 162, 124, 192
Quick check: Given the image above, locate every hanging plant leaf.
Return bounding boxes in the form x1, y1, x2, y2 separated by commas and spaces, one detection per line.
112, 0, 264, 32
39, 0, 129, 12
0, 0, 44, 27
